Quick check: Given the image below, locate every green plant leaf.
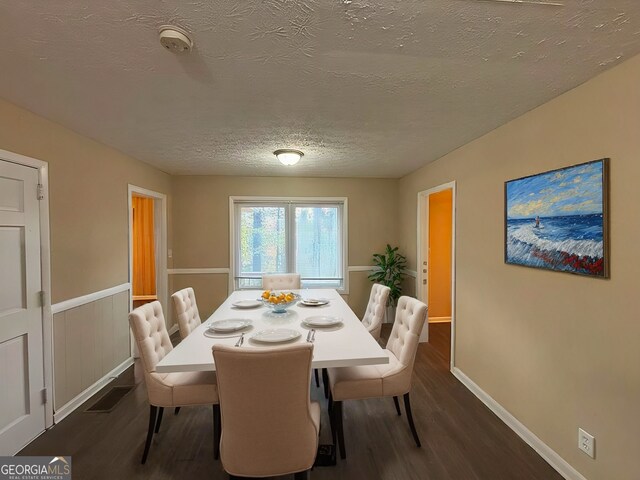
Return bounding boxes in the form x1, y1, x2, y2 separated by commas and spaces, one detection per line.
368, 244, 407, 306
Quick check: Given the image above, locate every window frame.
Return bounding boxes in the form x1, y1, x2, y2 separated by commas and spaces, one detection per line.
229, 196, 349, 294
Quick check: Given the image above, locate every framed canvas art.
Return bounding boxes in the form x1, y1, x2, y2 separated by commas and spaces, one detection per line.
504, 158, 609, 278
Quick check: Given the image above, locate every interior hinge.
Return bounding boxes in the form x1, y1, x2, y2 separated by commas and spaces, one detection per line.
41, 388, 47, 405
39, 290, 45, 307
37, 183, 44, 200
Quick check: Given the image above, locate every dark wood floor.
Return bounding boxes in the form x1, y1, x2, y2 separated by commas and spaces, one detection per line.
20, 322, 562, 480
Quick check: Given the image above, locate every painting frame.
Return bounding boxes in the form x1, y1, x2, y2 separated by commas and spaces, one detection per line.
504, 158, 610, 278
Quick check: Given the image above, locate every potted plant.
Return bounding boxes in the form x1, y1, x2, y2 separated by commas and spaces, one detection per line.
368, 244, 407, 322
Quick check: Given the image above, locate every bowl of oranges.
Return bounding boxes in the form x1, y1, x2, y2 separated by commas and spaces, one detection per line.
260, 290, 300, 314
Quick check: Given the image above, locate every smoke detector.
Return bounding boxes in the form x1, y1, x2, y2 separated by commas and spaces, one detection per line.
159, 25, 193, 53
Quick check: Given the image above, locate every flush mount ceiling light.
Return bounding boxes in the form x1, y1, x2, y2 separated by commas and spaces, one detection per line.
274, 149, 304, 166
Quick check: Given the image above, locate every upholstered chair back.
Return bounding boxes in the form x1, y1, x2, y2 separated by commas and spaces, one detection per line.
385, 296, 428, 377
262, 273, 301, 290
212, 343, 318, 477
129, 301, 173, 373
172, 287, 201, 339
129, 301, 177, 406
361, 284, 391, 340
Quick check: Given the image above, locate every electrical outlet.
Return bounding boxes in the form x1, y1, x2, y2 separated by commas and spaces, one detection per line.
578, 428, 595, 458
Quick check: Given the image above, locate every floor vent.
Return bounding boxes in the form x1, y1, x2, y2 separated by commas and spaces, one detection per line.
85, 386, 134, 413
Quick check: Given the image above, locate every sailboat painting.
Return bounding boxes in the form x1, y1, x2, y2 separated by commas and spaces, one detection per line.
505, 159, 609, 278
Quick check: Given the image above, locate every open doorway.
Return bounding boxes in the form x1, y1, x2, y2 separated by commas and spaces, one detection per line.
131, 195, 157, 308
417, 182, 456, 369
128, 185, 167, 319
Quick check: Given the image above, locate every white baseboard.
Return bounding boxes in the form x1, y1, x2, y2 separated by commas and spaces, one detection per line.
451, 368, 587, 480
53, 357, 134, 424
168, 324, 179, 336
429, 316, 451, 323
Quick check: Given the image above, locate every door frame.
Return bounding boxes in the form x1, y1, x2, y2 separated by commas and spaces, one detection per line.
416, 181, 456, 370
0, 148, 54, 429
127, 185, 168, 330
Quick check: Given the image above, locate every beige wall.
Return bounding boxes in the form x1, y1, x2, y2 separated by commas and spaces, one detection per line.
0, 98, 172, 303
398, 55, 640, 479
0, 98, 172, 416
171, 176, 399, 322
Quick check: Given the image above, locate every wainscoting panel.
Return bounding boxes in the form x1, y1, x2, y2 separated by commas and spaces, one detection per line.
53, 290, 130, 411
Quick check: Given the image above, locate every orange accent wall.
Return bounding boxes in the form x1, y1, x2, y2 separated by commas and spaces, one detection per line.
428, 189, 452, 319
132, 196, 156, 297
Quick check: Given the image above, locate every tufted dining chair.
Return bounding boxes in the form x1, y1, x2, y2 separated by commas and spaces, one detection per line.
321, 283, 391, 399
362, 283, 391, 341
129, 301, 220, 464
171, 287, 201, 340
326, 296, 428, 459
262, 273, 301, 290
212, 343, 320, 480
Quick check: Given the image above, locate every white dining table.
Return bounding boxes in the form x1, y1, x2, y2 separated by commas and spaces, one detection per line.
155, 289, 389, 373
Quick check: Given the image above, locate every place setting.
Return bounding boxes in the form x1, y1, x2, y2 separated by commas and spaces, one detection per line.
249, 328, 302, 344
298, 297, 330, 308
204, 318, 254, 338
231, 299, 263, 309
301, 315, 343, 331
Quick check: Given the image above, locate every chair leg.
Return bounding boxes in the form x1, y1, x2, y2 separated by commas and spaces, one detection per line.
328, 392, 333, 414
403, 392, 421, 447
329, 394, 336, 444
314, 369, 320, 388
174, 407, 181, 415
154, 407, 164, 433
333, 400, 346, 459
141, 405, 158, 464
322, 368, 329, 399
393, 396, 401, 416
213, 404, 221, 460
294, 470, 310, 480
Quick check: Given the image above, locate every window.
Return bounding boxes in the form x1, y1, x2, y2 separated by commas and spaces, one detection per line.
231, 197, 347, 291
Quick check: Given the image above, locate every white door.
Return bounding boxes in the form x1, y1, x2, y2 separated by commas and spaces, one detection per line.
0, 160, 45, 454
418, 194, 430, 303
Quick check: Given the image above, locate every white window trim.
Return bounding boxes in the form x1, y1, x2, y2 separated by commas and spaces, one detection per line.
229, 196, 349, 294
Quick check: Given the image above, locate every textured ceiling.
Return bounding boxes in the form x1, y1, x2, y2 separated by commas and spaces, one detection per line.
1, 1, 640, 177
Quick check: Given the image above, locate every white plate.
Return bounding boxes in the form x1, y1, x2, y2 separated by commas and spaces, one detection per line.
232, 300, 262, 309
203, 329, 249, 339
303, 315, 343, 327
300, 298, 329, 307
209, 319, 252, 332
251, 328, 301, 343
